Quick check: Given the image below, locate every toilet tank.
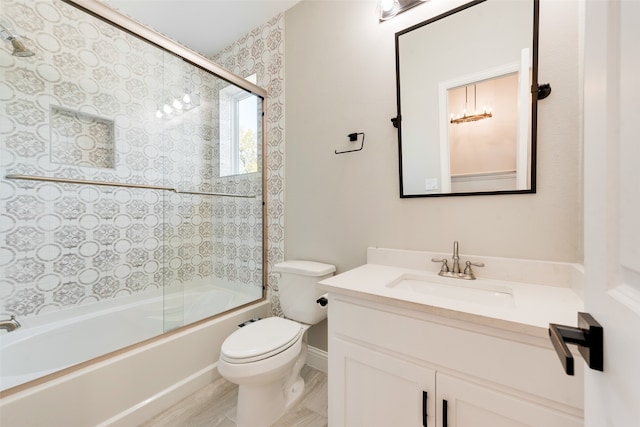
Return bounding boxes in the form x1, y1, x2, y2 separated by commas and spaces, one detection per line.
273, 260, 336, 325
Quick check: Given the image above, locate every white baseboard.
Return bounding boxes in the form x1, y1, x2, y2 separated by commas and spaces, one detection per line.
306, 345, 328, 373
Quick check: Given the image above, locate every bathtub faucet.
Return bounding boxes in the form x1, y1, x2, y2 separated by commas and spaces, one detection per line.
0, 315, 21, 332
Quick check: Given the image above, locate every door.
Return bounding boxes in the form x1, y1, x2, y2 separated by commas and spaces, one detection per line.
583, 0, 640, 425
330, 338, 436, 427
436, 373, 582, 427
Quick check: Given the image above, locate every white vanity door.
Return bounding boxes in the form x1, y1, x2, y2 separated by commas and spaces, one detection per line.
329, 338, 436, 427
583, 0, 640, 425
436, 374, 582, 427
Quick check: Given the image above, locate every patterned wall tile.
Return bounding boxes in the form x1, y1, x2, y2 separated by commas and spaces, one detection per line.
213, 13, 285, 317
0, 0, 267, 318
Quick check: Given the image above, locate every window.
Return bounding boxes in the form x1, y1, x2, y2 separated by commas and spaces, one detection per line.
219, 74, 260, 177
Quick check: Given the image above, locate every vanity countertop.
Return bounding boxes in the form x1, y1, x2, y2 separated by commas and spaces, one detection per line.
319, 262, 584, 339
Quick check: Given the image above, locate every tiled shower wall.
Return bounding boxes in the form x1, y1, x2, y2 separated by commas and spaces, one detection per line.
214, 14, 286, 316
0, 0, 263, 317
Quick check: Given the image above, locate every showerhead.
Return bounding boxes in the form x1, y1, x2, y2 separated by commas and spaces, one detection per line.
0, 23, 34, 57
8, 37, 34, 57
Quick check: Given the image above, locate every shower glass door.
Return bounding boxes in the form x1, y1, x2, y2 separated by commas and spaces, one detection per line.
157, 55, 265, 332
0, 0, 265, 392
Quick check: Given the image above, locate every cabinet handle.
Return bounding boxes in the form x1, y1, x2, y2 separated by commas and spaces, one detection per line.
548, 312, 603, 376
442, 399, 448, 427
422, 391, 428, 427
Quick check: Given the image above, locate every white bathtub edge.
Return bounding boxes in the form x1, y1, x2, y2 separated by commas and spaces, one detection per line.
100, 363, 220, 427
105, 347, 327, 426
0, 300, 270, 427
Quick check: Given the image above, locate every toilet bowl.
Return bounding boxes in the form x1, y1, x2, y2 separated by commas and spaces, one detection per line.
218, 317, 309, 427
218, 260, 335, 427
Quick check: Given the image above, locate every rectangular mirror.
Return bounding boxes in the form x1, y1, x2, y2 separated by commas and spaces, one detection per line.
395, 0, 540, 197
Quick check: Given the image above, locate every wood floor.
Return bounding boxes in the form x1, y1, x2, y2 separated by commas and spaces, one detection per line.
141, 366, 328, 427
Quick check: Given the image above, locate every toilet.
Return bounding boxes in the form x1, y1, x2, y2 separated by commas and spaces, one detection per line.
218, 260, 336, 427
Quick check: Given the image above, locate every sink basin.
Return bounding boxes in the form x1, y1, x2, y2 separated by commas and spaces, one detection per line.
386, 273, 515, 308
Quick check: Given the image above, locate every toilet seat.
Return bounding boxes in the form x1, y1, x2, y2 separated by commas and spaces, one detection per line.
221, 317, 303, 364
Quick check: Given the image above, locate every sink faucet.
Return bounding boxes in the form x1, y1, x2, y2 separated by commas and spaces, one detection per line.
452, 240, 460, 274
0, 315, 21, 332
431, 241, 484, 280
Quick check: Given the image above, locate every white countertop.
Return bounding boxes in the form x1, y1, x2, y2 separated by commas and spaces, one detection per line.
319, 262, 584, 338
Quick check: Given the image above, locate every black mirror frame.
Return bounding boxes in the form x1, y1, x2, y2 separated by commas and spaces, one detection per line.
395, 0, 541, 198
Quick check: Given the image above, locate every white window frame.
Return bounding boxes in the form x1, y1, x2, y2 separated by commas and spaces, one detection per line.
219, 74, 258, 177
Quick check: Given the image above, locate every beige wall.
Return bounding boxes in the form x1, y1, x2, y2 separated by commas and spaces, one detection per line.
284, 0, 581, 264
284, 0, 582, 350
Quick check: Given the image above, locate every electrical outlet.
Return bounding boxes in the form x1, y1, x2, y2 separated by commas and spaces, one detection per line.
425, 178, 439, 190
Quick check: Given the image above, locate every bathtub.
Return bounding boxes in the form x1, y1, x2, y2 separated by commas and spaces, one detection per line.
0, 284, 260, 392
0, 292, 269, 427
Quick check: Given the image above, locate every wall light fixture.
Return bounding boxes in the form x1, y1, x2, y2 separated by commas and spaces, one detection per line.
379, 0, 426, 21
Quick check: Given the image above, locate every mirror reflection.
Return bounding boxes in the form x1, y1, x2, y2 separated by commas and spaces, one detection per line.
395, 0, 538, 197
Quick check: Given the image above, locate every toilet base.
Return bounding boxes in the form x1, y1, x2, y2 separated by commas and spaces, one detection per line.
234, 342, 308, 427
285, 376, 305, 408
235, 375, 305, 427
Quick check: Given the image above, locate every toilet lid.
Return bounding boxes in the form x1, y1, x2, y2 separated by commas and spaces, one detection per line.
221, 317, 303, 363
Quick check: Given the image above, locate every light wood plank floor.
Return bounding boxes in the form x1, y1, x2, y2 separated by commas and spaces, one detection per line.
141, 365, 328, 427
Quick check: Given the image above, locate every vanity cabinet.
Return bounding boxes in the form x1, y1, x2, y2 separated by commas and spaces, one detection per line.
436, 374, 581, 427
327, 295, 584, 427
333, 339, 436, 426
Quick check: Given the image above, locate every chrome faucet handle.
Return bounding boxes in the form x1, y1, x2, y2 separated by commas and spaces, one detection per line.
0, 314, 21, 332
431, 258, 450, 273
11, 315, 20, 326
463, 261, 485, 275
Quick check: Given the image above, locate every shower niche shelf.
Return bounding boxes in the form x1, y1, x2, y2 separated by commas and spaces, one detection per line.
50, 106, 115, 169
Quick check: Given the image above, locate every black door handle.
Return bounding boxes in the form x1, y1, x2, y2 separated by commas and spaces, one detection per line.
442, 399, 448, 427
422, 391, 428, 427
549, 312, 603, 375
